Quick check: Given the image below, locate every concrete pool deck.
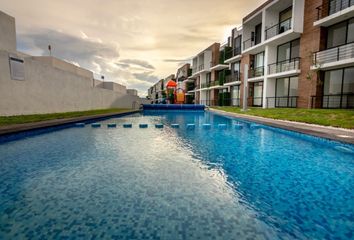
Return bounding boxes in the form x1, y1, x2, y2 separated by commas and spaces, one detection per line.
210, 108, 354, 145
0, 110, 140, 136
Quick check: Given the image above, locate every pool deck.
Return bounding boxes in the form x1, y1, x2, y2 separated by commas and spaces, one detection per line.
210, 109, 354, 145
0, 110, 140, 136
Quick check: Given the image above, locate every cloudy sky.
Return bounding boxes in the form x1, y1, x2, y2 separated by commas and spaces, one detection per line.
0, 0, 263, 96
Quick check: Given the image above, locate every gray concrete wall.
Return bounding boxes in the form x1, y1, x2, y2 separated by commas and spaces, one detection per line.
0, 11, 16, 51
0, 50, 143, 116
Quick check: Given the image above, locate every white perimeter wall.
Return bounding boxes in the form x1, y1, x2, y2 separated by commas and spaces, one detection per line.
0, 50, 145, 116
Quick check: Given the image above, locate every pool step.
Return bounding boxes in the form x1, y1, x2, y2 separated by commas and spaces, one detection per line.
107, 123, 117, 128
123, 123, 132, 128
171, 124, 179, 128
155, 124, 164, 129
91, 123, 101, 128
234, 124, 243, 129
202, 124, 211, 129
186, 124, 195, 130
75, 123, 85, 127
218, 124, 227, 129
139, 124, 148, 128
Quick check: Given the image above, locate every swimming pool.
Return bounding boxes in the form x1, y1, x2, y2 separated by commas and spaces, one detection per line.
0, 111, 353, 239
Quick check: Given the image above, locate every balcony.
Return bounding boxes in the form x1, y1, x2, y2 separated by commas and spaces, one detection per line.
268, 58, 301, 78
265, 18, 292, 40
249, 66, 264, 79
266, 96, 298, 108
315, 0, 354, 27
224, 74, 241, 85
225, 47, 242, 64
311, 93, 354, 109
313, 42, 354, 70
243, 38, 256, 51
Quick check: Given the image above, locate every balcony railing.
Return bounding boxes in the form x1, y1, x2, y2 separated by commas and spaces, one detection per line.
313, 42, 354, 66
198, 64, 204, 72
248, 97, 263, 107
265, 18, 292, 40
192, 67, 197, 75
268, 57, 300, 75
243, 38, 255, 51
225, 47, 242, 60
249, 66, 264, 78
316, 0, 354, 20
225, 74, 240, 83
311, 94, 354, 109
266, 96, 298, 108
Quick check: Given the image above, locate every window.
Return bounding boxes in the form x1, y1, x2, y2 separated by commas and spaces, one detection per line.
323, 67, 354, 108
231, 61, 240, 76
255, 23, 262, 45
234, 35, 242, 54
255, 52, 264, 68
279, 7, 292, 33
251, 82, 263, 106
327, 18, 354, 49
277, 39, 300, 62
231, 86, 240, 106
348, 18, 354, 43
9, 55, 25, 80
275, 77, 298, 107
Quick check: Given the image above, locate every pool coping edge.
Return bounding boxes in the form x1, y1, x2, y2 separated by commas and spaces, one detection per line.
209, 108, 354, 145
0, 110, 141, 136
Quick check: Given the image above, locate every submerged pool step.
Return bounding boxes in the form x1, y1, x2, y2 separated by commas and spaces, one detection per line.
234, 124, 243, 129
186, 124, 195, 130
155, 124, 164, 129
107, 123, 117, 128
123, 123, 132, 128
75, 123, 85, 128
218, 124, 227, 129
91, 123, 101, 128
171, 124, 179, 128
139, 124, 148, 128
202, 124, 211, 129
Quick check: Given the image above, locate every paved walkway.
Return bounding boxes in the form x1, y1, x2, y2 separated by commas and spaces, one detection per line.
0, 110, 139, 136
210, 109, 354, 145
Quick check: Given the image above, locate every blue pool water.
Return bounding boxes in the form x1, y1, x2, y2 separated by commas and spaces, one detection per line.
0, 111, 353, 240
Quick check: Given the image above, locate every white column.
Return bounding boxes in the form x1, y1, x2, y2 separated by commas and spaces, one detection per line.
242, 64, 248, 111
263, 45, 269, 109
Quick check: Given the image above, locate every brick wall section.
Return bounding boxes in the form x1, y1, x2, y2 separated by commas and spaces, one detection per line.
298, 0, 325, 108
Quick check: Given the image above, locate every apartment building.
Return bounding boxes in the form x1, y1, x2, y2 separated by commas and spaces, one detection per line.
148, 0, 354, 109
175, 63, 194, 103
148, 74, 176, 103
188, 43, 221, 106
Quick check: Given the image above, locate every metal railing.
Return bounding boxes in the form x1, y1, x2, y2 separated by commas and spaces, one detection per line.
198, 64, 204, 72
248, 97, 263, 107
199, 98, 241, 107
266, 96, 298, 108
225, 47, 242, 60
249, 66, 265, 78
313, 42, 354, 65
225, 74, 240, 83
199, 100, 219, 106
265, 18, 292, 40
316, 0, 354, 20
268, 57, 300, 75
192, 67, 197, 75
311, 94, 354, 109
243, 38, 255, 51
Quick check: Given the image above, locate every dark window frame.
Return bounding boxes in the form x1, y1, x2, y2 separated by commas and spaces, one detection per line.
326, 17, 354, 49
276, 38, 300, 63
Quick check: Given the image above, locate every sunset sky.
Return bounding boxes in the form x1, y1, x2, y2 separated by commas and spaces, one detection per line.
0, 0, 264, 96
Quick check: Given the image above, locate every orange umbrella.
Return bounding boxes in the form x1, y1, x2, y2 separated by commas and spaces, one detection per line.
166, 80, 177, 88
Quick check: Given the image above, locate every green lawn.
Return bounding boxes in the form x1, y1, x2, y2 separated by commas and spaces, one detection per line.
0, 108, 130, 126
213, 107, 354, 129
